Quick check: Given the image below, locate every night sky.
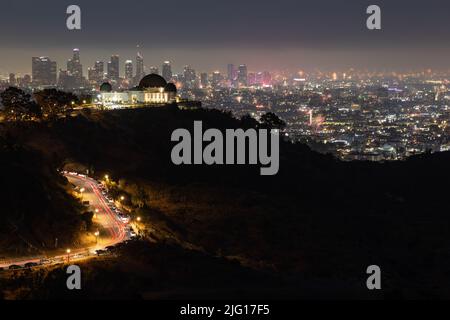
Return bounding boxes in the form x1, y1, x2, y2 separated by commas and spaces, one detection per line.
1, 0, 450, 74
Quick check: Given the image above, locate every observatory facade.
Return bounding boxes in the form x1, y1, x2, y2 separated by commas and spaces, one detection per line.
100, 74, 177, 106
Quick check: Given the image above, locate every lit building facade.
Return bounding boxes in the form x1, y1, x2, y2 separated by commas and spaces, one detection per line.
32, 56, 57, 86
107, 55, 120, 81
125, 60, 133, 80
162, 61, 172, 82
100, 74, 177, 106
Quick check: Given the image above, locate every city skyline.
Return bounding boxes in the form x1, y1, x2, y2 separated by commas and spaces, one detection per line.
5, 44, 450, 76
12, 44, 450, 165
6, 46, 450, 80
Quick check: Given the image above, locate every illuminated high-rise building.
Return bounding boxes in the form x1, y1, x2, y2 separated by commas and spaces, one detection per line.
73, 48, 80, 61
88, 61, 104, 85
32, 56, 57, 86
149, 66, 159, 75
125, 60, 134, 80
107, 55, 120, 81
162, 61, 172, 82
227, 64, 236, 81
238, 64, 248, 87
58, 69, 77, 89
87, 68, 96, 84
183, 65, 197, 89
262, 71, 272, 86
200, 72, 208, 88
67, 48, 83, 85
212, 71, 222, 88
136, 50, 145, 80
95, 61, 104, 79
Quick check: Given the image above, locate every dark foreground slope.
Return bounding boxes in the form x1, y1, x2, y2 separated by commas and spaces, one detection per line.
2, 107, 450, 299
0, 134, 83, 257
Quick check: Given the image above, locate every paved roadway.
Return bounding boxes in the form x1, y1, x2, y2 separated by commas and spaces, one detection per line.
0, 173, 128, 269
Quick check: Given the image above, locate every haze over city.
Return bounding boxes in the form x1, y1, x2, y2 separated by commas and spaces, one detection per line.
2, 0, 450, 74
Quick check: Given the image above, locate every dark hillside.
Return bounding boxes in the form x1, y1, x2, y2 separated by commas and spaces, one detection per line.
0, 134, 83, 256
2, 107, 450, 298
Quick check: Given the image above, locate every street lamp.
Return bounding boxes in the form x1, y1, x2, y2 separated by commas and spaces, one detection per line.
134, 217, 142, 236
66, 249, 71, 263
94, 208, 99, 219
104, 174, 109, 180
94, 231, 100, 244
120, 196, 125, 201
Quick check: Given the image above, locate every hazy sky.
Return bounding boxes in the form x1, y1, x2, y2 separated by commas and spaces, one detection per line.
1, 0, 450, 75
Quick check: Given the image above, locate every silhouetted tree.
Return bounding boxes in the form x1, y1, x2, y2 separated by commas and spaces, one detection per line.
0, 87, 41, 121
260, 112, 286, 130
34, 89, 77, 119
240, 114, 259, 129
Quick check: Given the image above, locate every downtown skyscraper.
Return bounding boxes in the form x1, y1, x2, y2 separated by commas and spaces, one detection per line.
67, 48, 83, 85
107, 55, 120, 81
162, 61, 172, 82
136, 51, 145, 80
200, 72, 208, 88
32, 56, 57, 86
125, 60, 133, 80
227, 64, 236, 81
238, 64, 248, 87
148, 66, 159, 75
88, 61, 104, 85
183, 65, 197, 89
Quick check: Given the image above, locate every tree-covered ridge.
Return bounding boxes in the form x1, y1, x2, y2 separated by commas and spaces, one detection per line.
0, 135, 84, 256
1, 106, 450, 298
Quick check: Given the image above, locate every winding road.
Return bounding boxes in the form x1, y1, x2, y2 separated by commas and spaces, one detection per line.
0, 173, 129, 269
